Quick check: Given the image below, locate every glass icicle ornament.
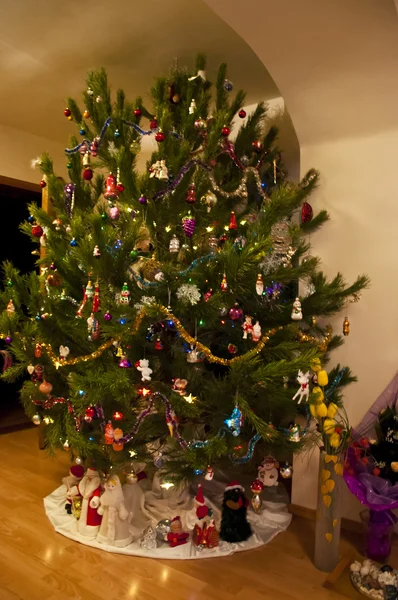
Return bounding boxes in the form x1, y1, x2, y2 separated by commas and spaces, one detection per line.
343, 316, 350, 336
169, 234, 180, 253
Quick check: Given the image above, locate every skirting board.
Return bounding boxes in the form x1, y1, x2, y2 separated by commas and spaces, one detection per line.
289, 503, 363, 534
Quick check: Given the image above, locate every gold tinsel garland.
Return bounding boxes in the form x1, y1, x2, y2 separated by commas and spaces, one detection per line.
0, 307, 332, 369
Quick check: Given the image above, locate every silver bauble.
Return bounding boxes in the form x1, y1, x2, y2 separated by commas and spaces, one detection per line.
155, 519, 172, 541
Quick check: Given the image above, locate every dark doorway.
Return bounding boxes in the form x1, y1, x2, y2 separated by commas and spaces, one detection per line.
0, 180, 40, 432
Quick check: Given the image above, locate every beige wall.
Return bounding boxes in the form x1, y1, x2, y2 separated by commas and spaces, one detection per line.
0, 124, 65, 184
204, 0, 398, 518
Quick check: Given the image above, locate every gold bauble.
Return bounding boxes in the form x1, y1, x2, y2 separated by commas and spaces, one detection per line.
391, 462, 398, 473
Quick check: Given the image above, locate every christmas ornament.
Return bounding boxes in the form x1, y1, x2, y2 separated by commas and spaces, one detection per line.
208, 236, 218, 251
32, 414, 41, 425
49, 263, 56, 270
220, 273, 228, 292
112, 428, 124, 451
150, 118, 158, 130
168, 82, 180, 104
138, 195, 147, 205
229, 211, 238, 230
172, 378, 188, 396
40, 179, 47, 188
182, 213, 196, 237
104, 421, 115, 445
220, 481, 252, 543
155, 519, 172, 541
221, 126, 230, 137
119, 283, 130, 305
205, 466, 214, 481
155, 130, 165, 142
252, 320, 262, 342
119, 355, 131, 368
289, 423, 301, 442
291, 297, 303, 320
83, 168, 93, 180
201, 192, 217, 213
224, 405, 243, 437
82, 110, 90, 119
47, 273, 61, 287
242, 315, 253, 339
186, 184, 196, 204
109, 206, 120, 220
59, 345, 70, 360
186, 345, 204, 364
6, 300, 15, 314
343, 316, 350, 336
39, 380, 53, 395
194, 118, 206, 130
93, 245, 101, 258
167, 516, 189, 547
280, 463, 293, 479
238, 109, 246, 119
169, 234, 180, 253
255, 274, 264, 296
252, 140, 264, 153
155, 338, 164, 351
134, 108, 142, 117
70, 237, 78, 247
34, 343, 42, 358
64, 108, 71, 118
189, 99, 196, 114
258, 457, 279, 487
228, 343, 237, 354
114, 129, 120, 138
229, 304, 243, 321
31, 225, 43, 238
87, 312, 100, 341
317, 370, 329, 387
204, 289, 213, 302
250, 479, 264, 513
85, 280, 94, 299
301, 202, 313, 223
176, 283, 201, 306
104, 311, 112, 321
140, 526, 158, 550
136, 358, 152, 382
104, 174, 118, 200
292, 370, 311, 404
224, 79, 233, 91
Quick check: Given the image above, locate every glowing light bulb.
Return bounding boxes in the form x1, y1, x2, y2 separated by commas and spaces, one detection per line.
129, 449, 137, 458
165, 225, 171, 232
160, 481, 174, 490
206, 226, 214, 232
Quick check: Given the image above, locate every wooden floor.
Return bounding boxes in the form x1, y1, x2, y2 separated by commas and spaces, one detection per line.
0, 428, 380, 600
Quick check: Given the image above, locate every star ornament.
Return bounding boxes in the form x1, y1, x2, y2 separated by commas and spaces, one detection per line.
183, 393, 197, 404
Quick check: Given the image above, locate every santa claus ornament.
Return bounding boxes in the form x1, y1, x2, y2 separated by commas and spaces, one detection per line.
167, 516, 189, 547
220, 481, 252, 543
62, 465, 84, 514
73, 467, 102, 537
96, 475, 132, 548
192, 485, 219, 550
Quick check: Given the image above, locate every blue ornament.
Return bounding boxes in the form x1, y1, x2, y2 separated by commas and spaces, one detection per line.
224, 79, 233, 91
224, 405, 243, 437
114, 129, 120, 138
35, 314, 41, 321
28, 215, 34, 223
70, 238, 77, 247
78, 390, 85, 396
119, 318, 127, 325
79, 128, 86, 136
194, 468, 204, 476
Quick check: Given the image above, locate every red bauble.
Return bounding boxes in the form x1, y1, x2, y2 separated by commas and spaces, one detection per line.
150, 119, 158, 130
221, 126, 230, 137
229, 211, 238, 230
301, 202, 313, 223
83, 168, 93, 181
155, 131, 165, 142
228, 343, 238, 355
32, 225, 43, 238
186, 184, 196, 204
134, 108, 142, 117
252, 140, 264, 153
116, 183, 125, 193
85, 406, 96, 419
64, 108, 71, 117
39, 179, 47, 188
238, 109, 246, 119
113, 411, 123, 420
229, 305, 244, 321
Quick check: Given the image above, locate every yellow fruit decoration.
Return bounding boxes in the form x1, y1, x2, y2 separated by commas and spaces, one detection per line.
325, 533, 333, 542
309, 404, 317, 418
324, 479, 335, 492
329, 432, 341, 448
334, 463, 344, 476
333, 519, 338, 528
317, 402, 328, 417
323, 419, 336, 434
327, 402, 338, 418
325, 454, 337, 464
317, 370, 329, 386
321, 483, 328, 495
323, 494, 332, 507
311, 358, 322, 372
321, 469, 331, 481
312, 386, 324, 403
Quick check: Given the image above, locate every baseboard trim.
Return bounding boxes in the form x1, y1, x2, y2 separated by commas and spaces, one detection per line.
289, 503, 363, 534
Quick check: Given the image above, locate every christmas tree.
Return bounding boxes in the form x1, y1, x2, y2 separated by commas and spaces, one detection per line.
1, 55, 368, 483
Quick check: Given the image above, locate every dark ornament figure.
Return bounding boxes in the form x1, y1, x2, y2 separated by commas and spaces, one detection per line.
220, 481, 252, 543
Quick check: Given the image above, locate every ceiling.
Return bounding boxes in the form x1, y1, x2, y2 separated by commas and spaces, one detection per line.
0, 0, 279, 144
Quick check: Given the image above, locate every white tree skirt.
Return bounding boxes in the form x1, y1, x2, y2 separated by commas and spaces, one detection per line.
44, 478, 292, 560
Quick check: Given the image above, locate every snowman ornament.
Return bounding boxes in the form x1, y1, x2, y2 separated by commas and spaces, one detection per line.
291, 297, 303, 320
258, 456, 279, 487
